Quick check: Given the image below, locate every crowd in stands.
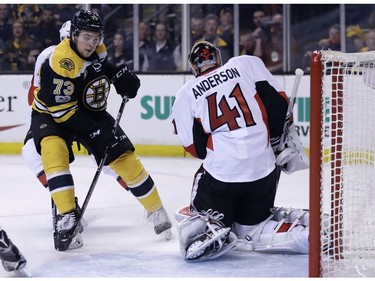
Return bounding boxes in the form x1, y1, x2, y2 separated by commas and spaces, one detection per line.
0, 4, 77, 72
1, 4, 375, 74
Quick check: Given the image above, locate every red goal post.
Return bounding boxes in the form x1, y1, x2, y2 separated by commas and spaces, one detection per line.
310, 50, 375, 277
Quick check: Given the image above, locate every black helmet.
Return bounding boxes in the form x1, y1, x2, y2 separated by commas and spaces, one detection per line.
71, 9, 104, 37
188, 41, 222, 76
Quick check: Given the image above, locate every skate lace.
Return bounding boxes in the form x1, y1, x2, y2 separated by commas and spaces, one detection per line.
200, 209, 225, 228
57, 211, 77, 232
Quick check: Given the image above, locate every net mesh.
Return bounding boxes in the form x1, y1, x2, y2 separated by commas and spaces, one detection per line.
319, 50, 375, 277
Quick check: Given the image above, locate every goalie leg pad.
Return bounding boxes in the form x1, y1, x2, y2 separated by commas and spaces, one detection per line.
233, 207, 309, 254
174, 205, 196, 223
252, 220, 309, 254
270, 207, 309, 226
177, 209, 236, 261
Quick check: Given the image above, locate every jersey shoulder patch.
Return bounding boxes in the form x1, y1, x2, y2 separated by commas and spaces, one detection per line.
96, 43, 107, 61
50, 40, 86, 79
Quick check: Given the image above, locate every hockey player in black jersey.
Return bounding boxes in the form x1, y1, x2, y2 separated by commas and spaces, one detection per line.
31, 9, 171, 251
0, 228, 27, 275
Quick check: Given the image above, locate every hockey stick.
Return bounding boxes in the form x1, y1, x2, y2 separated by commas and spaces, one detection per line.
275, 68, 304, 185
52, 199, 58, 250
277, 68, 304, 153
61, 95, 129, 250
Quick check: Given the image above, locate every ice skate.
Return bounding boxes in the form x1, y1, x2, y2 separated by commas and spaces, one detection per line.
0, 230, 27, 273
182, 210, 237, 261
147, 206, 172, 240
56, 208, 83, 251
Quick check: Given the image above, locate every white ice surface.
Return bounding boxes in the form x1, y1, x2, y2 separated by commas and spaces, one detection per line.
0, 155, 310, 278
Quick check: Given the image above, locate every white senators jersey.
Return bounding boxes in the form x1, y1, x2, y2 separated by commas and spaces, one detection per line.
27, 46, 55, 105
33, 45, 55, 88
172, 55, 284, 182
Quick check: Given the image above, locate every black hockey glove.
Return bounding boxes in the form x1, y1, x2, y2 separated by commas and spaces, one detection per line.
111, 64, 140, 99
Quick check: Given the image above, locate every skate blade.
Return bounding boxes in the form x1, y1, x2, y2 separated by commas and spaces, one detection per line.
15, 267, 32, 278
160, 229, 172, 241
67, 233, 83, 250
80, 217, 88, 228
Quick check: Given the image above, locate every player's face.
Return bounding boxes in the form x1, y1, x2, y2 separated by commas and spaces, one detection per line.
75, 31, 101, 58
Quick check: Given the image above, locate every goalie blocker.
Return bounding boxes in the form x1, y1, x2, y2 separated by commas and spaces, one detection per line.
175, 205, 310, 260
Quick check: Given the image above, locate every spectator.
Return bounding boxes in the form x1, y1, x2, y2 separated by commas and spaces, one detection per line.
190, 15, 205, 47
29, 6, 59, 48
12, 4, 41, 32
254, 13, 297, 73
173, 43, 183, 71
217, 7, 234, 51
124, 21, 152, 72
346, 10, 375, 52
252, 9, 268, 44
197, 13, 232, 63
302, 23, 341, 72
138, 21, 152, 71
1, 20, 31, 71
25, 42, 42, 71
144, 21, 177, 72
107, 30, 133, 69
318, 23, 341, 50
346, 24, 366, 52
361, 29, 375, 52
239, 29, 261, 56
53, 4, 77, 27
102, 5, 131, 43
0, 4, 13, 44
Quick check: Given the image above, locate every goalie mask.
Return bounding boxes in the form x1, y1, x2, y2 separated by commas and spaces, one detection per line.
71, 9, 104, 43
188, 41, 222, 76
59, 20, 71, 42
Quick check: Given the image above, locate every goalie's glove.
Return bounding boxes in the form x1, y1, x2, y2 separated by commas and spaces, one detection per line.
271, 113, 293, 153
110, 64, 140, 99
275, 123, 309, 175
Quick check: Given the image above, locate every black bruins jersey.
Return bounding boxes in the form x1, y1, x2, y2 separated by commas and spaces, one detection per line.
32, 39, 110, 124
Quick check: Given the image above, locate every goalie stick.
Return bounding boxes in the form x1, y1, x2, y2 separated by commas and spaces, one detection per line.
56, 95, 129, 251
275, 68, 305, 185
277, 68, 304, 153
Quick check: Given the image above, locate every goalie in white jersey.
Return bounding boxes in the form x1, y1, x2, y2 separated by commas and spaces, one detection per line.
171, 41, 309, 261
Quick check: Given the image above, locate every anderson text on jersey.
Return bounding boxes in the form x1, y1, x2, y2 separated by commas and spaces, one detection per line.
192, 67, 240, 99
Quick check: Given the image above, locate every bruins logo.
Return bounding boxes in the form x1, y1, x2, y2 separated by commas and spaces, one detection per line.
59, 58, 75, 71
83, 76, 110, 111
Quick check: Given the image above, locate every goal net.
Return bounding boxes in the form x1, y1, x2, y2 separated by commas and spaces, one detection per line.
309, 50, 375, 277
